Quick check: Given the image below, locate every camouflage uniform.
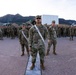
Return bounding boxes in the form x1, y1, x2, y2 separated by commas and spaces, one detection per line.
75, 27, 76, 36
69, 26, 74, 40
46, 25, 57, 55
10, 25, 15, 39
63, 27, 67, 37
7, 26, 11, 38
19, 28, 29, 56
57, 27, 61, 37
0, 28, 3, 40
66, 27, 69, 37
29, 25, 48, 64
3, 26, 7, 37
16, 27, 20, 37
2, 27, 5, 37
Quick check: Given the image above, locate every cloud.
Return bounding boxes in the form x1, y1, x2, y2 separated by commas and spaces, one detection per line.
0, 0, 76, 20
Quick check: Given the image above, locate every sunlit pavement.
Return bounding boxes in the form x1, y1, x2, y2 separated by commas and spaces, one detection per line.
0, 37, 76, 75
0, 37, 28, 75
43, 37, 76, 75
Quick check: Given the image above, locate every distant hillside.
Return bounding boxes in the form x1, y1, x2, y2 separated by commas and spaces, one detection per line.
0, 14, 76, 25
0, 14, 35, 24
59, 18, 76, 25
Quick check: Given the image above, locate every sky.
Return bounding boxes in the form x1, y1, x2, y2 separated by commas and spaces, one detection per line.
0, 0, 76, 20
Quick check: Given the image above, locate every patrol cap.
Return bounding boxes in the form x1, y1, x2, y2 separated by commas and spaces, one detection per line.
52, 20, 55, 23
22, 23, 26, 27
22, 23, 25, 26
35, 15, 41, 19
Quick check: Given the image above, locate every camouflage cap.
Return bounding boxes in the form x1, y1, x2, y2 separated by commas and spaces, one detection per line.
22, 23, 25, 25
35, 15, 41, 19
52, 20, 55, 23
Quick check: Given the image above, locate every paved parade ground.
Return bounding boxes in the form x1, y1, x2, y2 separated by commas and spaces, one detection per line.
0, 37, 76, 75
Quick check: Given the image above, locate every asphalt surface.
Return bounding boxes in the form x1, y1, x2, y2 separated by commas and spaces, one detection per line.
0, 37, 76, 75
43, 37, 76, 75
0, 37, 28, 75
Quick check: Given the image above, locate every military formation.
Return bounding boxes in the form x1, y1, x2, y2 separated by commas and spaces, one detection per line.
0, 24, 20, 39
0, 15, 76, 70
57, 24, 76, 38
0, 22, 76, 40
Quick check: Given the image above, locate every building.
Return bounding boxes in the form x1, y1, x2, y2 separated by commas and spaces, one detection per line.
41, 15, 59, 25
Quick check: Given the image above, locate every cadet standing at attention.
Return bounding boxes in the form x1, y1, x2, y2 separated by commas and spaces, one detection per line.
29, 15, 48, 70
0, 28, 3, 40
46, 20, 57, 55
19, 24, 29, 56
69, 25, 74, 41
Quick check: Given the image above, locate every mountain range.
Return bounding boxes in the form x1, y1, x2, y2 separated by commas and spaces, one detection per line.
0, 14, 76, 25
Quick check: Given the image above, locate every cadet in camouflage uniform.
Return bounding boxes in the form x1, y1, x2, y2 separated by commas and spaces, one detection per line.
57, 26, 61, 37
69, 25, 74, 40
46, 20, 57, 55
10, 24, 15, 39
0, 28, 3, 40
75, 27, 76, 36
63, 27, 67, 37
29, 15, 48, 70
7, 25, 11, 38
19, 24, 29, 56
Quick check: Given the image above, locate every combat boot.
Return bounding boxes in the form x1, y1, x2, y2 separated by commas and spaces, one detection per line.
53, 50, 57, 55
21, 51, 25, 56
30, 63, 35, 70
40, 61, 45, 70
46, 49, 49, 56
53, 52, 57, 55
